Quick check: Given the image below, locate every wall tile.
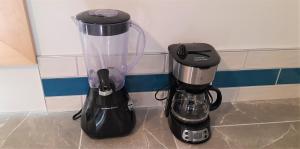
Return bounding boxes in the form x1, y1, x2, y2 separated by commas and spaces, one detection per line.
220, 87, 240, 102
218, 51, 247, 70
244, 49, 300, 69
129, 92, 163, 107
45, 96, 82, 112
81, 95, 86, 105
0, 65, 46, 112
77, 56, 87, 76
76, 54, 166, 76
26, 0, 83, 55
237, 84, 300, 101
38, 57, 77, 78
201, 87, 239, 103
277, 68, 300, 84
128, 53, 166, 74
42, 77, 88, 97
27, 0, 299, 55
214, 69, 279, 87
164, 53, 169, 73
126, 74, 168, 92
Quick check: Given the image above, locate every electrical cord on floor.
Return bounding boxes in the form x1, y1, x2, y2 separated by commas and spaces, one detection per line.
154, 84, 170, 101
72, 109, 82, 120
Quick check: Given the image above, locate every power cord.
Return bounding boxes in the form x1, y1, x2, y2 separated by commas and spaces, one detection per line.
154, 84, 170, 101
72, 109, 82, 120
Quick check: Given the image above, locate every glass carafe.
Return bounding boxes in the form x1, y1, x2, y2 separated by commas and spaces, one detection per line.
171, 90, 210, 123
74, 9, 145, 91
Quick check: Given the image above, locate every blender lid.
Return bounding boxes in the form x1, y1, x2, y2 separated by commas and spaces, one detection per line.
76, 9, 130, 25
76, 9, 130, 36
168, 43, 221, 68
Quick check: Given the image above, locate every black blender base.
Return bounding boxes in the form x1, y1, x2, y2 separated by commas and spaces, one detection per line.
168, 114, 211, 144
81, 87, 136, 139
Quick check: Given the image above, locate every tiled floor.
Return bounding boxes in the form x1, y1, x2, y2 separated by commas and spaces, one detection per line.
0, 98, 299, 149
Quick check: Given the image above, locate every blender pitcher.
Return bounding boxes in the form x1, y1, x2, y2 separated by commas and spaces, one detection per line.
75, 9, 145, 91
73, 9, 145, 139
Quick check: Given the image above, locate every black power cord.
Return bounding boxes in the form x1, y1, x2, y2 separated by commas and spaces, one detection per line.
72, 109, 82, 120
154, 84, 170, 101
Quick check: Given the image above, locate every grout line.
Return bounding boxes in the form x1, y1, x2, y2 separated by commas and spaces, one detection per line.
173, 136, 179, 149
144, 130, 150, 149
142, 108, 149, 130
75, 56, 80, 76
163, 54, 167, 73
142, 108, 150, 149
259, 125, 294, 149
36, 48, 300, 58
78, 129, 83, 149
242, 50, 249, 69
0, 112, 31, 148
35, 60, 48, 112
37, 52, 169, 58
144, 129, 168, 149
236, 88, 240, 102
212, 119, 300, 128
275, 68, 282, 85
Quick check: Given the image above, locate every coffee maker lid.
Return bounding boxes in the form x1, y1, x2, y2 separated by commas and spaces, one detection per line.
168, 43, 221, 68
76, 9, 130, 36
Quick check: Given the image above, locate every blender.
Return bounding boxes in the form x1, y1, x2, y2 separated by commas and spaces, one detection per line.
73, 9, 145, 138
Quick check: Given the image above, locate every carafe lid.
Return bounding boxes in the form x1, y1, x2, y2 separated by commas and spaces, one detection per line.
76, 9, 130, 36
168, 43, 221, 68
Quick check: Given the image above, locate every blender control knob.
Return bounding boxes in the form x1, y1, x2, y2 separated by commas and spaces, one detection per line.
177, 44, 187, 59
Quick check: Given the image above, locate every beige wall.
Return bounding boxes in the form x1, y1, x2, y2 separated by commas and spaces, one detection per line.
0, 0, 36, 66
298, 0, 300, 46
26, 0, 299, 55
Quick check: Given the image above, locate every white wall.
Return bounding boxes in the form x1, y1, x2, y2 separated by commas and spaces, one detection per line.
298, 0, 300, 45
26, 0, 299, 56
0, 66, 46, 112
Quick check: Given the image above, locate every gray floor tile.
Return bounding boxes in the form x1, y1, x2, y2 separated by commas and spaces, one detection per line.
1, 112, 81, 149
144, 131, 166, 149
80, 108, 148, 149
144, 107, 169, 131
0, 98, 299, 149
144, 129, 177, 149
143, 107, 177, 149
0, 113, 28, 147
215, 122, 300, 149
263, 122, 300, 149
210, 98, 300, 126
210, 102, 261, 126
174, 122, 300, 149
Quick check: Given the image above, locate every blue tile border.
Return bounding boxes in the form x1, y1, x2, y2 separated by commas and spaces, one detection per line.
42, 68, 300, 97
213, 69, 279, 87
277, 68, 300, 84
126, 74, 169, 92
42, 77, 89, 97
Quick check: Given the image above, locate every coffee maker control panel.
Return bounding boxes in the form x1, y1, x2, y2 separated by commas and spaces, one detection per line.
182, 128, 209, 142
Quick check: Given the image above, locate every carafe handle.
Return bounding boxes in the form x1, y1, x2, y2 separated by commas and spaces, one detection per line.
208, 86, 222, 111
127, 21, 146, 71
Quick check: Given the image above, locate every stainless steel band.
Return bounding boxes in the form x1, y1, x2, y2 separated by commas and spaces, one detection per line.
172, 59, 217, 85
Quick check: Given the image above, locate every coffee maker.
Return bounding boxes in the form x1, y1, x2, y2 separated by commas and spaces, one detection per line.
73, 9, 145, 138
165, 43, 222, 144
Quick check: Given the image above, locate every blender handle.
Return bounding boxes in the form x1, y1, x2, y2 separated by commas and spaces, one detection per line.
127, 21, 146, 71
208, 86, 222, 111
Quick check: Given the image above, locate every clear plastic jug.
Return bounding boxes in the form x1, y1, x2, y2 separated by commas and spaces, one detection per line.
74, 9, 145, 91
